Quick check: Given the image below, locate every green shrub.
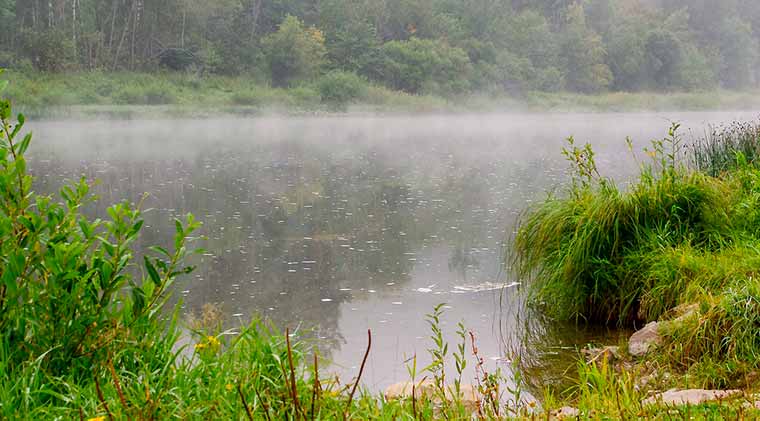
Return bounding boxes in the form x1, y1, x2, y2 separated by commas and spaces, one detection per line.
20, 28, 77, 72
377, 37, 472, 95
0, 69, 202, 380
262, 15, 327, 88
317, 70, 368, 107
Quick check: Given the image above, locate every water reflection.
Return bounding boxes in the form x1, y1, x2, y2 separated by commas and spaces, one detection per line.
27, 112, 759, 391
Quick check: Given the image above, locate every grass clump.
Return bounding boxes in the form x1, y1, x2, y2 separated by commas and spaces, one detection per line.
513, 126, 732, 323
513, 120, 760, 387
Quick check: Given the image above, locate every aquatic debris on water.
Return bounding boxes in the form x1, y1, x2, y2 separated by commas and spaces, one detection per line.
450, 281, 521, 293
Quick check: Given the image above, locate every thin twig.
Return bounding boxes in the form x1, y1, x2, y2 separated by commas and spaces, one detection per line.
253, 383, 272, 421
237, 383, 254, 421
412, 383, 417, 420
94, 373, 114, 421
108, 359, 128, 410
344, 329, 372, 420
285, 328, 303, 419
311, 353, 319, 421
79, 407, 85, 421
470, 331, 498, 417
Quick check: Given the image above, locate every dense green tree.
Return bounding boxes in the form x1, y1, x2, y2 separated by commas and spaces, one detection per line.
318, 0, 381, 75
261, 15, 326, 87
558, 3, 612, 93
715, 16, 759, 89
378, 37, 471, 94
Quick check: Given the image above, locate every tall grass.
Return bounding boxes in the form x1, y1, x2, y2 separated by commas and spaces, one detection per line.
691, 121, 760, 176
513, 126, 736, 324
512, 119, 760, 388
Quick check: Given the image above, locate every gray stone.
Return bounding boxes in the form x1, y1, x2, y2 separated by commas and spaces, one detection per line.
629, 321, 661, 357
384, 380, 480, 412
641, 389, 742, 406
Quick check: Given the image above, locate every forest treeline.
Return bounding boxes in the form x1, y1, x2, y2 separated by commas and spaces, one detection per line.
1, 0, 759, 96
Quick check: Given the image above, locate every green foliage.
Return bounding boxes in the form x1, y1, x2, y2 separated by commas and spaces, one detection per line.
558, 3, 612, 93
691, 122, 760, 176
513, 124, 740, 323
645, 30, 683, 90
316, 70, 368, 107
0, 71, 203, 383
20, 28, 77, 72
512, 119, 760, 390
3, 0, 760, 96
262, 15, 327, 87
378, 37, 472, 95
716, 16, 760, 89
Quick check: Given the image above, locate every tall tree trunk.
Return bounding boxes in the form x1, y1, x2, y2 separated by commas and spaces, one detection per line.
180, 6, 186, 48
72, 0, 77, 45
250, 0, 262, 41
130, 0, 142, 69
48, 0, 53, 28
108, 0, 118, 50
112, 0, 135, 70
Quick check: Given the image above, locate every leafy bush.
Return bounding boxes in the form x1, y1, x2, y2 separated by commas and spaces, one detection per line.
20, 28, 77, 72
0, 69, 202, 379
317, 70, 368, 107
262, 15, 327, 87
377, 37, 472, 95
158, 48, 198, 71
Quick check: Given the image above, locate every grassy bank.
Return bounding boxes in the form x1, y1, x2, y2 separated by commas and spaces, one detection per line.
513, 120, 760, 394
6, 71, 760, 119
3, 70, 447, 118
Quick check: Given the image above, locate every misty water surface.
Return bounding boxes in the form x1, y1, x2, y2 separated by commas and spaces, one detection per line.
27, 111, 759, 391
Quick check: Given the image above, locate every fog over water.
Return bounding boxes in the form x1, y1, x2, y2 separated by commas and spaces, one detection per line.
27, 111, 760, 391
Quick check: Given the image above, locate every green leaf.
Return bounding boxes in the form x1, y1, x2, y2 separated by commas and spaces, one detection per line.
17, 133, 32, 155
78, 220, 93, 239
0, 80, 7, 93
149, 246, 171, 258
129, 220, 144, 237
131, 287, 146, 318
144, 256, 161, 286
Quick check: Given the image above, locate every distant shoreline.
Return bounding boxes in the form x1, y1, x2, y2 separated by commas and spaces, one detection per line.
7, 71, 760, 119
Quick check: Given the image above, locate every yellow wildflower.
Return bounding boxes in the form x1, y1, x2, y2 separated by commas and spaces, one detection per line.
308, 27, 325, 44
87, 417, 107, 421
207, 335, 220, 347
226, 383, 234, 391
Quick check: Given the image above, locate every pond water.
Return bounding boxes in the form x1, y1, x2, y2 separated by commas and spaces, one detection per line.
27, 111, 759, 393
